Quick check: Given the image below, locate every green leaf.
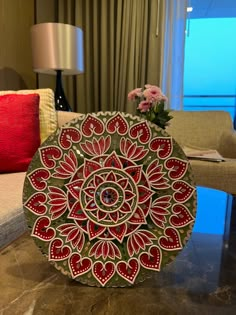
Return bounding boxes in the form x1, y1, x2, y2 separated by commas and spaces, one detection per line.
150, 111, 156, 121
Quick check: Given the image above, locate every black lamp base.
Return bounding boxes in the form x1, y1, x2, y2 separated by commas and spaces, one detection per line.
55, 70, 72, 111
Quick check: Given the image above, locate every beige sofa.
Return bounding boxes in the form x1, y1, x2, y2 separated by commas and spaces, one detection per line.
1, 109, 236, 249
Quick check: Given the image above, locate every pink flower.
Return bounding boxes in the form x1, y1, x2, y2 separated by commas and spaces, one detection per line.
128, 88, 143, 101
137, 101, 151, 113
143, 86, 163, 102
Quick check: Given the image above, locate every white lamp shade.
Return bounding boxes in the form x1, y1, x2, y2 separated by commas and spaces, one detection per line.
31, 22, 84, 75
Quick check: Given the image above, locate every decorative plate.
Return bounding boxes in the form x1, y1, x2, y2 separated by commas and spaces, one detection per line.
23, 112, 197, 287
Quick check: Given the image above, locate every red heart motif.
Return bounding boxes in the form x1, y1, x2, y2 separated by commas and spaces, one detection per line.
139, 246, 162, 271
39, 146, 62, 168
159, 227, 182, 250
92, 261, 115, 286
170, 204, 194, 227
81, 114, 104, 137
172, 180, 195, 203
116, 258, 140, 284
32, 216, 55, 241
49, 238, 71, 261
149, 137, 173, 158
165, 158, 188, 180
24, 192, 47, 215
69, 253, 92, 278
59, 127, 81, 149
129, 121, 151, 143
106, 113, 128, 135
28, 168, 50, 191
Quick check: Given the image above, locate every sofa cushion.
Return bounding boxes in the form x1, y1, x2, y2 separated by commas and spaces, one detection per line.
0, 172, 27, 249
0, 94, 40, 173
0, 88, 58, 143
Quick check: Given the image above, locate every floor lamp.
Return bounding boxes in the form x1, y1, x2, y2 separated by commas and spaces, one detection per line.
30, 23, 84, 111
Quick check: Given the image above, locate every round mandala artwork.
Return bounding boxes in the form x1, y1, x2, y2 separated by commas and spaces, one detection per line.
23, 112, 197, 287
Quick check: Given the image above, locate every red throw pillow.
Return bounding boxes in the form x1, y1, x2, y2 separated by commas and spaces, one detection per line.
0, 93, 40, 173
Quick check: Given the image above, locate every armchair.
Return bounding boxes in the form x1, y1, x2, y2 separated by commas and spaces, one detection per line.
166, 110, 236, 195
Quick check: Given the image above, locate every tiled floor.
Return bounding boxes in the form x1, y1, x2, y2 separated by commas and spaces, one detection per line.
1, 230, 236, 315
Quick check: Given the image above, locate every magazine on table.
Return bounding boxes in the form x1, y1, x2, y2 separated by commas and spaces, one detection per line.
182, 146, 225, 162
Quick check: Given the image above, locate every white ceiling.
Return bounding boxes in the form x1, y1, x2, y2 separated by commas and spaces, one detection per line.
189, 0, 236, 18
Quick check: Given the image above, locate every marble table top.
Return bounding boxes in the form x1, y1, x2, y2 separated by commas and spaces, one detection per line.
1, 231, 236, 315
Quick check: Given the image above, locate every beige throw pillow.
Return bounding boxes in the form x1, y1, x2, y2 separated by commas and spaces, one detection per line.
0, 88, 58, 143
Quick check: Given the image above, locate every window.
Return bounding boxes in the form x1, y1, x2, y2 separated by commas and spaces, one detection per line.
183, 2, 236, 235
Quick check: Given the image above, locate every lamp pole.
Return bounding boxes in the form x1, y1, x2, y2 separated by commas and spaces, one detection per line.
55, 70, 72, 111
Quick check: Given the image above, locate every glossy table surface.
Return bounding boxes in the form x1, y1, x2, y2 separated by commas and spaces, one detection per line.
1, 230, 236, 315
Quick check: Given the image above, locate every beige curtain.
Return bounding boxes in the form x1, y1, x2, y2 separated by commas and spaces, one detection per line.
160, 0, 187, 110
38, 0, 164, 114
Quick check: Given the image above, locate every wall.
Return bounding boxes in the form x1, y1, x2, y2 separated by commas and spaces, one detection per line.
35, 0, 57, 91
0, 0, 36, 90
0, 0, 72, 97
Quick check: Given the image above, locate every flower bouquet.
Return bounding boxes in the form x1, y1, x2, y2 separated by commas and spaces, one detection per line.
128, 84, 172, 129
